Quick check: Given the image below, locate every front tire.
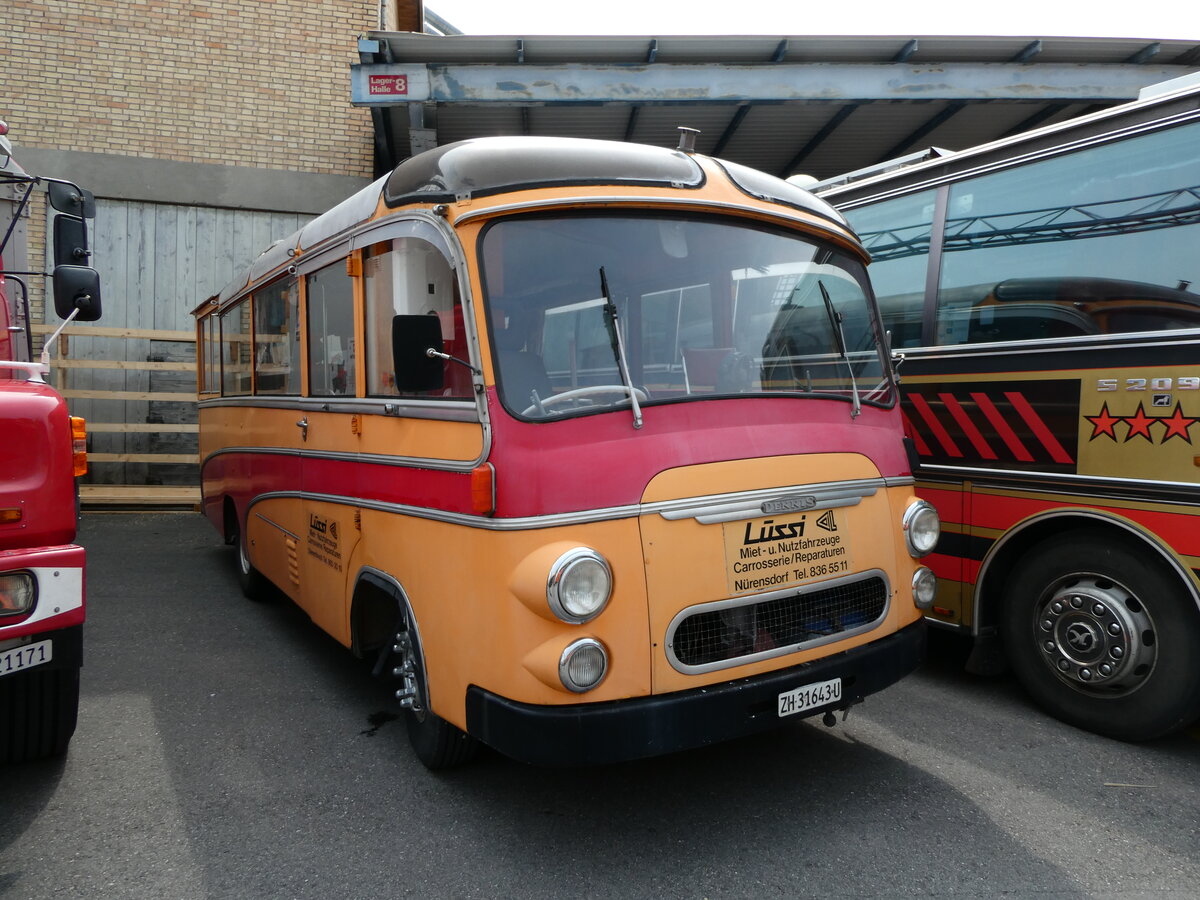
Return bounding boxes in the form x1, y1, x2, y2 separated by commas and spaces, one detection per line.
0, 664, 80, 763
1002, 530, 1200, 740
234, 519, 271, 602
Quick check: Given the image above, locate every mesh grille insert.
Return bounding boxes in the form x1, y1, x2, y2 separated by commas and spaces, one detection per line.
670, 575, 888, 668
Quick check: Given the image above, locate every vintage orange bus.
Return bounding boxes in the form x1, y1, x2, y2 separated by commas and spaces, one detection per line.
194, 134, 938, 767
816, 74, 1200, 740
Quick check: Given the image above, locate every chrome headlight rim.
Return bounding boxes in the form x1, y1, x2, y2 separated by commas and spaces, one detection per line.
902, 500, 940, 557
559, 637, 609, 693
0, 571, 36, 618
546, 547, 612, 624
912, 566, 937, 609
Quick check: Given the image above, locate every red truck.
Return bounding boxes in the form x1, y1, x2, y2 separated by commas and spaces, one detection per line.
1, 118, 102, 763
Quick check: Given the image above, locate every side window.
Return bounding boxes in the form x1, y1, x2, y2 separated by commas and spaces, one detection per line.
307, 260, 356, 396
935, 120, 1200, 345
843, 190, 936, 348
219, 300, 252, 396
364, 235, 470, 399
199, 313, 220, 395
253, 277, 299, 395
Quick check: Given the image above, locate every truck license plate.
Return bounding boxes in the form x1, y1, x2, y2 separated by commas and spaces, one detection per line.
777, 677, 841, 718
0, 639, 53, 678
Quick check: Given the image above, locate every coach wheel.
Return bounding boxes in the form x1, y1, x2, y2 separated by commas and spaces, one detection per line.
391, 605, 479, 769
234, 519, 270, 602
1002, 530, 1200, 740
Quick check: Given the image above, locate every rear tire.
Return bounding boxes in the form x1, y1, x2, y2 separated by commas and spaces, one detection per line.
0, 664, 80, 763
234, 520, 271, 602
1002, 530, 1200, 740
392, 605, 479, 770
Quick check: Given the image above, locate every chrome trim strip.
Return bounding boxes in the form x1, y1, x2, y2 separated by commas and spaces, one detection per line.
203, 445, 479, 474
252, 510, 299, 541
918, 464, 1200, 499
664, 569, 892, 675
197, 395, 481, 423
657, 478, 886, 524
243, 476, 908, 533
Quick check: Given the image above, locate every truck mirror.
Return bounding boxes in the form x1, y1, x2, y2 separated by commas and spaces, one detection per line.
392, 314, 445, 392
53, 215, 90, 267
48, 182, 96, 219
52, 265, 103, 322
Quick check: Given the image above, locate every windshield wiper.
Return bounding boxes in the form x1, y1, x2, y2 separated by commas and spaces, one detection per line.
819, 280, 861, 419
599, 266, 644, 429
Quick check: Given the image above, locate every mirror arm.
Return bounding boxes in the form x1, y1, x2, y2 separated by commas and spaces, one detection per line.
40, 306, 81, 368
425, 347, 480, 376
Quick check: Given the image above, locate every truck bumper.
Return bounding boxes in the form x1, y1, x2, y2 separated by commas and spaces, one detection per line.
466, 619, 926, 766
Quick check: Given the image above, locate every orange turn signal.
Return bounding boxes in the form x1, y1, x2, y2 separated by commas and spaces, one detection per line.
70, 416, 88, 476
471, 463, 495, 517
0, 508, 22, 525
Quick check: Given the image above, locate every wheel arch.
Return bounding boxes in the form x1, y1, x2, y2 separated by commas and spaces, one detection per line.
972, 508, 1200, 637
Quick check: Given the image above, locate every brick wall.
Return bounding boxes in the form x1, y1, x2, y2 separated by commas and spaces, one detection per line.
0, 0, 376, 178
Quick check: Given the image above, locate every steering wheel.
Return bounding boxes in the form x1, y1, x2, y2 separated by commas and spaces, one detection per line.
523, 384, 649, 416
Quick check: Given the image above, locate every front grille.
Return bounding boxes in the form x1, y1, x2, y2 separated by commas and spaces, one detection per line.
669, 574, 888, 669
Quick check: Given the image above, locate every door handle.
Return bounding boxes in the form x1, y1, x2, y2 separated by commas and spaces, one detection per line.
296, 417, 309, 441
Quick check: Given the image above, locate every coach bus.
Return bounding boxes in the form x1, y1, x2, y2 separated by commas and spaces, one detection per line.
814, 73, 1200, 741
194, 133, 939, 768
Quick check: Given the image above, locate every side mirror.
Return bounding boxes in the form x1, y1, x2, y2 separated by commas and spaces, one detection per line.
47, 181, 96, 219
391, 314, 444, 392
53, 214, 90, 267
52, 265, 103, 322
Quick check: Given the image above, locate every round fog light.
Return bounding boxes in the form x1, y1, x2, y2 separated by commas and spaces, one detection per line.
912, 566, 937, 610
903, 501, 941, 557
559, 638, 609, 693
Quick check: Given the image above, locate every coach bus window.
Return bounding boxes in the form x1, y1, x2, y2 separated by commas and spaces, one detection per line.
364, 236, 471, 399
220, 299, 252, 396
200, 313, 220, 395
841, 189, 935, 347
307, 260, 356, 396
253, 277, 299, 395
935, 121, 1200, 345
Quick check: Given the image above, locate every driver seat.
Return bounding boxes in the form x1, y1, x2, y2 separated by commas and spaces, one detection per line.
495, 325, 552, 410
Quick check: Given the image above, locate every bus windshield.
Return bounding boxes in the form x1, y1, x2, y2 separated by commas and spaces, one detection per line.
480, 213, 892, 420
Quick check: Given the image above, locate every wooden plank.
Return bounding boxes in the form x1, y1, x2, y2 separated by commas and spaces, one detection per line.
79, 484, 201, 508
87, 423, 199, 433
89, 453, 199, 464
51, 359, 196, 372
31, 324, 196, 341
63, 389, 196, 402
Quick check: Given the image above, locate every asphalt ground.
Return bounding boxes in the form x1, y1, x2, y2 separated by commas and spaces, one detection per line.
2, 513, 1198, 898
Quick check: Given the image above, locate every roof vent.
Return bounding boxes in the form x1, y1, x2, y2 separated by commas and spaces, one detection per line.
676, 127, 701, 154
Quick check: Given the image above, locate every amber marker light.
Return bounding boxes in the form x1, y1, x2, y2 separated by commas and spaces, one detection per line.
70, 416, 88, 476
0, 508, 22, 525
471, 463, 495, 516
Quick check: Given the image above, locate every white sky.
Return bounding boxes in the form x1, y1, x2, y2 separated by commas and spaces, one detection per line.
427, 1, 1200, 42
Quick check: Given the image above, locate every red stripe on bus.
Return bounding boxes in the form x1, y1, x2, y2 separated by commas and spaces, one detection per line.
908, 393, 963, 458
1004, 392, 1074, 465
969, 392, 1034, 462
938, 393, 998, 460
902, 410, 932, 457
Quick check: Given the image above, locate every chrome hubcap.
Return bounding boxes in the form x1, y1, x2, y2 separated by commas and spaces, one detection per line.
1035, 574, 1155, 696
392, 628, 426, 719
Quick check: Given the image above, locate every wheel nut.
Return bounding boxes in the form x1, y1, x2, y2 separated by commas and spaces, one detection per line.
1108, 623, 1121, 636
1070, 595, 1083, 608
1111, 646, 1124, 659
1052, 601, 1064, 614
1092, 604, 1105, 616
1044, 641, 1056, 652
1099, 664, 1112, 676
1079, 668, 1092, 681
1041, 619, 1053, 631
1057, 659, 1071, 672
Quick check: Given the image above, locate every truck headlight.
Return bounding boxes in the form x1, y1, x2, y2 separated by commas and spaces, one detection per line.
559, 638, 609, 692
912, 567, 936, 609
547, 548, 612, 624
903, 501, 940, 557
0, 572, 36, 617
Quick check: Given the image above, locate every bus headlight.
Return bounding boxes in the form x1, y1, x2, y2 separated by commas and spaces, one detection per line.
902, 501, 940, 557
559, 638, 609, 692
547, 548, 612, 624
0, 572, 36, 617
912, 567, 936, 609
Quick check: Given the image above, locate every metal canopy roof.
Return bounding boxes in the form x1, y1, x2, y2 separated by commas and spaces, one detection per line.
352, 33, 1200, 181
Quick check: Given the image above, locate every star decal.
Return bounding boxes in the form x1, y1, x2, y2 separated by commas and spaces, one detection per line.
1085, 402, 1121, 441
1123, 403, 1156, 442
1159, 402, 1198, 443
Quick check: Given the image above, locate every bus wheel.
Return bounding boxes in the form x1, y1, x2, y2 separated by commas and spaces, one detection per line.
0, 665, 80, 763
234, 522, 270, 602
1002, 530, 1200, 740
391, 611, 479, 770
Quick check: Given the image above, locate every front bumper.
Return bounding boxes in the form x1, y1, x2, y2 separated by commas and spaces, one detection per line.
466, 619, 926, 765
